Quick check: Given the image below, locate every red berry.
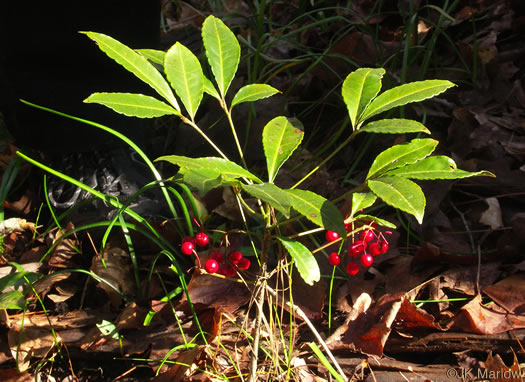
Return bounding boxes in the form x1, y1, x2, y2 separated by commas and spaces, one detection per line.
211, 251, 225, 263
369, 242, 381, 256
360, 253, 374, 267
204, 259, 219, 273
380, 241, 389, 254
325, 230, 340, 242
349, 240, 365, 257
237, 257, 251, 270
229, 251, 243, 265
181, 241, 194, 255
219, 264, 237, 277
195, 232, 209, 247
361, 230, 375, 243
345, 222, 353, 232
328, 252, 341, 266
346, 262, 359, 276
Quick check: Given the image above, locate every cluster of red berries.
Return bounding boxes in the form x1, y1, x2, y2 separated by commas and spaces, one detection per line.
324, 223, 391, 276
180, 231, 250, 276
205, 250, 251, 276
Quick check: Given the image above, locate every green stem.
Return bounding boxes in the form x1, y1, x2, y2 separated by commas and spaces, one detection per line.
224, 103, 248, 169
182, 117, 229, 161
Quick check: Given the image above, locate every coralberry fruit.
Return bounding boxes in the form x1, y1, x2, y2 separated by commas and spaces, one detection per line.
325, 230, 340, 242
349, 240, 365, 257
360, 253, 374, 267
369, 242, 381, 256
346, 262, 359, 276
181, 241, 194, 255
380, 241, 389, 254
211, 251, 225, 263
195, 232, 209, 247
219, 264, 237, 277
361, 230, 375, 243
204, 259, 219, 273
237, 257, 251, 270
328, 252, 341, 266
229, 251, 243, 265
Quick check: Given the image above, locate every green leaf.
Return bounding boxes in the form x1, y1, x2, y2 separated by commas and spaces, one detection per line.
368, 176, 426, 224
165, 42, 204, 120
358, 119, 430, 135
354, 214, 397, 229
96, 320, 121, 339
136, 49, 166, 65
285, 189, 345, 234
385, 155, 496, 179
367, 138, 438, 180
156, 155, 262, 183
241, 183, 291, 218
0, 290, 25, 310
181, 168, 222, 195
360, 80, 455, 122
204, 76, 221, 100
231, 84, 280, 107
202, 15, 240, 97
262, 117, 304, 183
342, 68, 385, 129
82, 31, 180, 112
277, 237, 320, 286
350, 192, 377, 217
84, 92, 180, 118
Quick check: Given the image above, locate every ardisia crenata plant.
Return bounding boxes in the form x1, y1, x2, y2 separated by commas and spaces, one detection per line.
44, 15, 492, 380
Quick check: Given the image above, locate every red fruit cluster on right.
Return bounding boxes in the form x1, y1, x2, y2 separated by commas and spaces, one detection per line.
325, 222, 391, 277
204, 249, 251, 275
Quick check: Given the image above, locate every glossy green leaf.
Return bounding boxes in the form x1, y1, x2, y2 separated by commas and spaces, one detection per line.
156, 155, 262, 183
285, 189, 345, 234
277, 237, 320, 286
136, 49, 166, 65
231, 84, 280, 107
181, 168, 222, 195
97, 320, 121, 339
202, 15, 240, 97
368, 176, 425, 224
82, 32, 180, 112
350, 192, 377, 217
354, 214, 397, 229
385, 156, 495, 179
342, 68, 385, 129
360, 80, 455, 122
165, 42, 204, 119
0, 290, 25, 310
84, 92, 180, 118
367, 138, 438, 180
358, 119, 430, 135
263, 117, 304, 183
204, 76, 221, 100
241, 183, 291, 218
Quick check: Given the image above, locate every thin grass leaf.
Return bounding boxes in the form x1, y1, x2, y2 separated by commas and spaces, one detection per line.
262, 117, 304, 183
368, 176, 425, 224
358, 119, 431, 135
82, 32, 180, 112
156, 155, 262, 183
367, 138, 438, 180
241, 183, 291, 218
342, 68, 385, 129
277, 237, 320, 286
360, 80, 455, 122
231, 84, 280, 108
285, 189, 345, 234
309, 343, 346, 382
165, 42, 204, 120
386, 155, 495, 179
202, 15, 240, 97
84, 92, 179, 118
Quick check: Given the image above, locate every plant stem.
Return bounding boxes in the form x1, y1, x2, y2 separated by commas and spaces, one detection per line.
182, 117, 230, 161
224, 104, 248, 169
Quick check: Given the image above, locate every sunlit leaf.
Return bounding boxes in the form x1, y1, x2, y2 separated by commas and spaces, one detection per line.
354, 214, 397, 229
358, 119, 430, 135
262, 117, 304, 183
181, 168, 222, 195
342, 68, 385, 129
231, 84, 280, 107
368, 176, 425, 224
360, 80, 455, 122
136, 49, 166, 65
386, 156, 496, 179
82, 32, 180, 111
165, 42, 204, 119
202, 15, 240, 97
367, 138, 438, 180
350, 192, 377, 217
0, 290, 25, 310
242, 183, 291, 218
277, 237, 320, 286
204, 76, 221, 100
285, 189, 345, 234
84, 92, 179, 117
